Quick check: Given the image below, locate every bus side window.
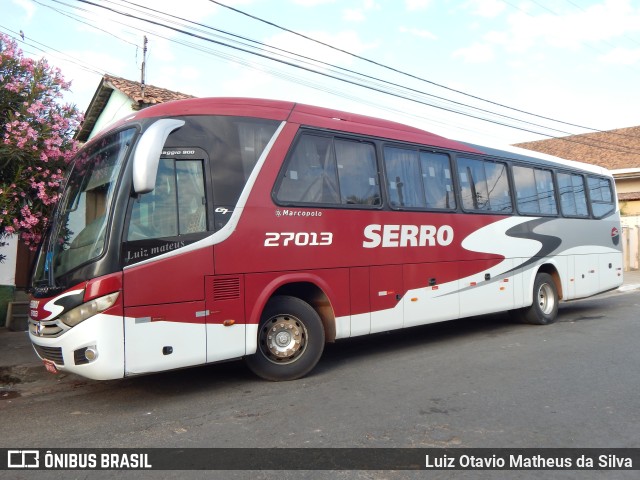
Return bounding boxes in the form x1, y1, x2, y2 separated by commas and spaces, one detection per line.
334, 139, 380, 206
276, 135, 339, 204
458, 157, 488, 211
276, 134, 381, 207
177, 161, 207, 234
513, 166, 557, 215
484, 161, 512, 213
384, 146, 425, 208
457, 157, 511, 212
558, 172, 589, 217
588, 176, 615, 218
420, 151, 456, 210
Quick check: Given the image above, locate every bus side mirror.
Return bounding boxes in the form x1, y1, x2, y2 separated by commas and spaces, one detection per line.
132, 118, 185, 194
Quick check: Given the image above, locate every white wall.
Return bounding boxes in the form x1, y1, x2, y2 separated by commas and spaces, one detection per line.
0, 235, 18, 286
89, 90, 136, 141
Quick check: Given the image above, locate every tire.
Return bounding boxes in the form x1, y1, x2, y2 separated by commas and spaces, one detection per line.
245, 295, 325, 381
520, 272, 559, 325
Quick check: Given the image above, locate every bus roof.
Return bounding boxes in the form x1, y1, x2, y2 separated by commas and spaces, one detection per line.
115, 97, 611, 177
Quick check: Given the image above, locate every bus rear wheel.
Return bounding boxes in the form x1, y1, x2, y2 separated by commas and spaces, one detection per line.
520, 272, 559, 325
245, 295, 325, 381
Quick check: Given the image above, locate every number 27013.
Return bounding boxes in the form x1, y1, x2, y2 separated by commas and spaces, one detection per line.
264, 232, 333, 247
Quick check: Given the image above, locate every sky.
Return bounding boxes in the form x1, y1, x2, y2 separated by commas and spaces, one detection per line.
3, 0, 640, 148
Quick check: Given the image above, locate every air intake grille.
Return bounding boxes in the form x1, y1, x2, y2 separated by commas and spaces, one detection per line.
213, 277, 240, 301
33, 344, 65, 365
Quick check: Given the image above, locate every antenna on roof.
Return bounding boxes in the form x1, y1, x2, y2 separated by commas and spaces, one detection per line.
140, 35, 148, 101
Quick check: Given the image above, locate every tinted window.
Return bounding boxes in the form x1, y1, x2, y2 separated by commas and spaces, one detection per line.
277, 135, 337, 204
127, 159, 207, 241
276, 134, 381, 206
457, 157, 512, 212
513, 166, 557, 215
384, 146, 425, 208
34, 128, 135, 281
420, 152, 456, 209
334, 139, 380, 205
588, 176, 615, 218
164, 116, 279, 209
557, 173, 588, 217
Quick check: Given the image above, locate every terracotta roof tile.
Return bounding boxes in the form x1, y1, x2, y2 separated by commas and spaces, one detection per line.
103, 75, 195, 108
514, 126, 640, 171
619, 191, 640, 201
75, 75, 195, 142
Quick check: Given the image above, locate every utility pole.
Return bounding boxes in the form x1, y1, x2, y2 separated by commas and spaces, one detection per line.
140, 35, 148, 101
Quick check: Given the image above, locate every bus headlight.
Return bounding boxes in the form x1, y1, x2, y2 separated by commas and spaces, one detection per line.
59, 292, 120, 328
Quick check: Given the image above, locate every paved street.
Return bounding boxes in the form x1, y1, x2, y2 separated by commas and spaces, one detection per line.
1, 281, 639, 479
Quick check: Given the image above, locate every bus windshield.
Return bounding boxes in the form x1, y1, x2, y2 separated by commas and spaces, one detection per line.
33, 128, 136, 287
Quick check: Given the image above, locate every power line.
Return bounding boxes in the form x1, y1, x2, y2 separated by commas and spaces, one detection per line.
33, 0, 139, 48
0, 25, 105, 77
68, 0, 640, 153
562, 0, 640, 48
65, 0, 640, 156
208, 0, 628, 137
19, 1, 640, 156
110, 0, 597, 141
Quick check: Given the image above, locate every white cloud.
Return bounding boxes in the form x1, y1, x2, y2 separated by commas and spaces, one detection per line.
599, 47, 640, 65
220, 67, 277, 96
292, 0, 336, 6
155, 64, 203, 96
54, 50, 129, 108
399, 26, 437, 40
452, 42, 495, 63
342, 0, 380, 22
146, 36, 175, 63
453, 0, 640, 65
132, 0, 218, 20
266, 30, 376, 67
405, 0, 431, 12
464, 0, 506, 18
494, 0, 640, 53
343, 8, 366, 22
11, 0, 35, 21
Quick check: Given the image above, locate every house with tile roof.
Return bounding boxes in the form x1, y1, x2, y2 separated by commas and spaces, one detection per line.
75, 75, 195, 142
515, 127, 640, 270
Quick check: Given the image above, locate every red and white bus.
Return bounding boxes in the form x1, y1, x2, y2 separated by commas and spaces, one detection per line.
28, 97, 623, 381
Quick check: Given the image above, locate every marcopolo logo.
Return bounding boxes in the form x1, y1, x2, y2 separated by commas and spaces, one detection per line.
275, 209, 323, 218
363, 224, 454, 248
611, 227, 620, 246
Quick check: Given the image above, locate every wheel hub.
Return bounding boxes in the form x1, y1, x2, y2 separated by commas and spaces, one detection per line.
538, 283, 555, 315
261, 315, 306, 364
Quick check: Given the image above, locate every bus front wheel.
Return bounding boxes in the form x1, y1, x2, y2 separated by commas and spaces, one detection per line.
245, 295, 325, 381
520, 273, 559, 325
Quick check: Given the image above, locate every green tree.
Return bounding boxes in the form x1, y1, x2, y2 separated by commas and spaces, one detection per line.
0, 33, 82, 252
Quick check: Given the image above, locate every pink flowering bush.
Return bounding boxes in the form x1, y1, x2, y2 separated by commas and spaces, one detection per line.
0, 33, 83, 249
